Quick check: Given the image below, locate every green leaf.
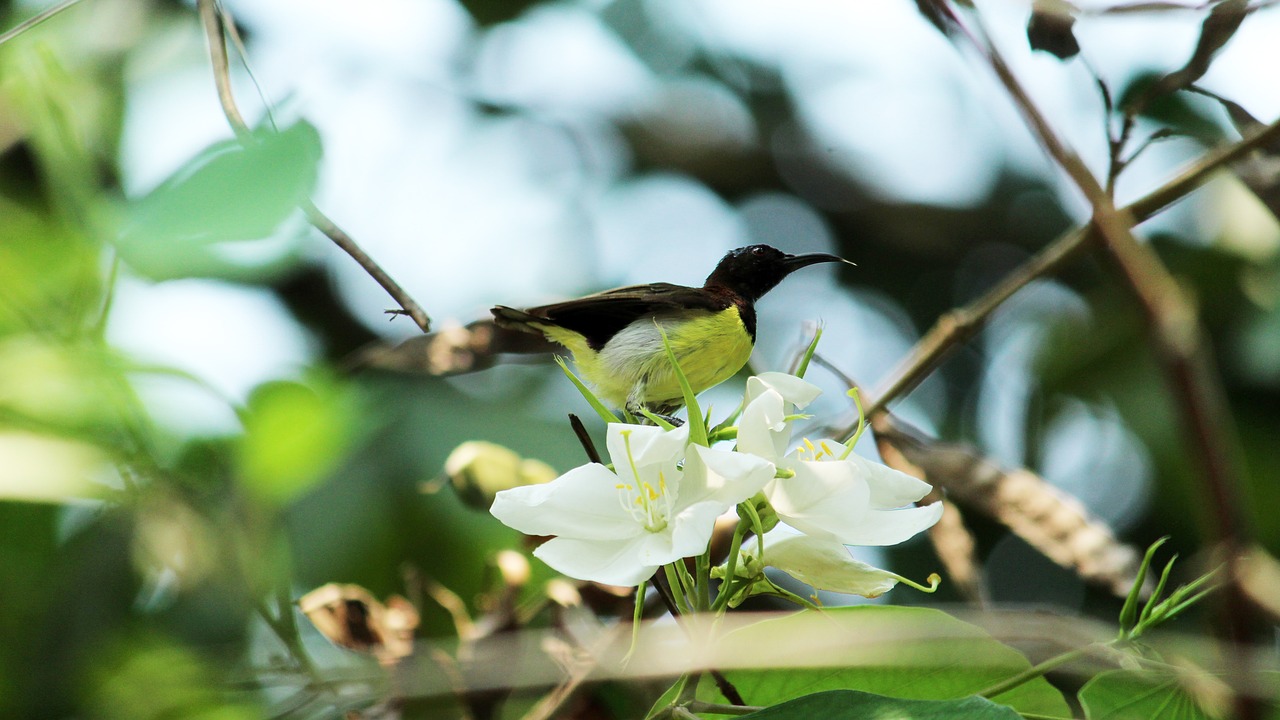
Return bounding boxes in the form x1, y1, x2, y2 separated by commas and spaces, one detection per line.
555, 356, 621, 425
237, 377, 357, 505
737, 689, 1025, 719
116, 121, 322, 280
1078, 669, 1280, 720
656, 324, 707, 446
698, 606, 1070, 718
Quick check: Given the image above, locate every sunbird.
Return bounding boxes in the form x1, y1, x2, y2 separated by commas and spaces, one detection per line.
492, 244, 851, 415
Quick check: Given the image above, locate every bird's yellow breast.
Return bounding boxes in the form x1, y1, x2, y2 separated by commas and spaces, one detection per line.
546, 306, 753, 410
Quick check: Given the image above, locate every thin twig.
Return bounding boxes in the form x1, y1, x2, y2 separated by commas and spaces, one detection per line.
568, 414, 602, 464
195, 0, 432, 333
866, 112, 1280, 419
0, 0, 85, 47
956, 5, 1250, 542
936, 8, 1258, 709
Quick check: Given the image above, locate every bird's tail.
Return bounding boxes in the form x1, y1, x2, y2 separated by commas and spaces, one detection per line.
491, 305, 546, 334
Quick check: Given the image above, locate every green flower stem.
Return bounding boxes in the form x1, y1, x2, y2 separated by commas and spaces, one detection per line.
712, 520, 750, 612
740, 501, 766, 558
676, 558, 698, 609
767, 582, 822, 611
978, 643, 1102, 700
707, 426, 738, 443
696, 552, 712, 612
839, 387, 868, 459
685, 701, 763, 716
624, 582, 647, 663
663, 564, 692, 615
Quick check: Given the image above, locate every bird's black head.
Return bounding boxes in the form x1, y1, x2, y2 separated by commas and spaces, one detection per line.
703, 244, 851, 302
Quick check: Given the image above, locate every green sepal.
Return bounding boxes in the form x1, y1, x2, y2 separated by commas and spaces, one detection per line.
1119, 536, 1168, 637
555, 356, 621, 425
795, 325, 823, 379
655, 323, 708, 446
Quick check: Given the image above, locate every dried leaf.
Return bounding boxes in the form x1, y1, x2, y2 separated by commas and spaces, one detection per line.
872, 414, 1144, 598
298, 584, 419, 664
1027, 0, 1081, 60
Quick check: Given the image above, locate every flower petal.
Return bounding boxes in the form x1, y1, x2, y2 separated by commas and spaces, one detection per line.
605, 422, 688, 478
766, 465, 871, 543
762, 530, 900, 598
737, 388, 790, 459
834, 502, 944, 546
849, 454, 934, 508
533, 535, 658, 586
746, 373, 822, 410
491, 463, 642, 540
678, 444, 775, 509
634, 500, 726, 566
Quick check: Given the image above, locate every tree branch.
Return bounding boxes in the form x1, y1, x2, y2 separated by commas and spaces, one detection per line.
195, 0, 432, 333
867, 112, 1280, 419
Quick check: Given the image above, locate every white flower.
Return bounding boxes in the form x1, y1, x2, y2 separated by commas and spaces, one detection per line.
757, 528, 901, 598
490, 423, 775, 587
738, 373, 943, 546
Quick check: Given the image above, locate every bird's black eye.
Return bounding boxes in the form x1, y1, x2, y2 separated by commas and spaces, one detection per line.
751, 246, 766, 255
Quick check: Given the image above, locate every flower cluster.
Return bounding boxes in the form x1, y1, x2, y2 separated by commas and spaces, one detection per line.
490, 371, 943, 602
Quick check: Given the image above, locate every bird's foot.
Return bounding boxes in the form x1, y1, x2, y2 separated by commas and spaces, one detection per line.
625, 401, 685, 428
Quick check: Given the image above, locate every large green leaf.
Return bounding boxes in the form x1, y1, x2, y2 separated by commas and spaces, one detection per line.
116, 121, 321, 280
697, 606, 1071, 718
736, 689, 1024, 720
1079, 669, 1280, 720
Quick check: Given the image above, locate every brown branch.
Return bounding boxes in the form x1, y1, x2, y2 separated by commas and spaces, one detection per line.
952, 5, 1251, 544
195, 0, 432, 333
934, 10, 1262, 700
866, 112, 1280, 420
872, 413, 1144, 598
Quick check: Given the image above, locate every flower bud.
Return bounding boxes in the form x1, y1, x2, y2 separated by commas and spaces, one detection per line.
443, 441, 556, 510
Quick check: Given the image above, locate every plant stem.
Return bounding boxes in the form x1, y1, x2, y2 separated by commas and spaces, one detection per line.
712, 520, 750, 612
978, 643, 1101, 700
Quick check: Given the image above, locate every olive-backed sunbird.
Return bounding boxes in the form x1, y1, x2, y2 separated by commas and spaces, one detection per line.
491, 244, 851, 414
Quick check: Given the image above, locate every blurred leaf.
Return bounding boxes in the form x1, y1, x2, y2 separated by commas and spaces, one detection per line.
458, 0, 542, 26
237, 377, 356, 505
0, 198, 102, 335
115, 121, 321, 281
1079, 668, 1280, 720
698, 606, 1071, 717
0, 431, 107, 502
87, 635, 260, 720
739, 689, 1024, 719
1027, 0, 1080, 60
1156, 0, 1248, 95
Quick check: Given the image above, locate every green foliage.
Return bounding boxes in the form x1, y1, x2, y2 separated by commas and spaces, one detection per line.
696, 606, 1071, 718
1078, 669, 1280, 720
736, 689, 1025, 720
237, 377, 358, 506
115, 121, 322, 280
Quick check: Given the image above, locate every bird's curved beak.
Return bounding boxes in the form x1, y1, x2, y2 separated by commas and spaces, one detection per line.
783, 252, 856, 271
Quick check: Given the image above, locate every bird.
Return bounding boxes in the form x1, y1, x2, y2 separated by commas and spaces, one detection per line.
491, 244, 852, 416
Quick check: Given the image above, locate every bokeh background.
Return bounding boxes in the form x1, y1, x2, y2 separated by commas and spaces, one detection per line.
2, 0, 1278, 716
